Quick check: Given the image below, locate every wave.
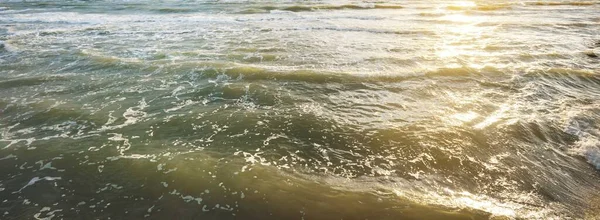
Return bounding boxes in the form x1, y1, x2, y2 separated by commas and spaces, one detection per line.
196, 65, 363, 84
566, 124, 600, 171
585, 50, 599, 58
528, 2, 596, 6
153, 8, 195, 13
419, 12, 445, 17
446, 4, 511, 11
57, 52, 510, 85
73, 49, 151, 72
561, 105, 600, 170
280, 4, 404, 12
578, 138, 600, 170
0, 40, 8, 52
239, 4, 403, 13
586, 40, 600, 58
0, 76, 67, 90
233, 25, 433, 36
194, 64, 465, 84
226, 53, 281, 63
443, 1, 594, 11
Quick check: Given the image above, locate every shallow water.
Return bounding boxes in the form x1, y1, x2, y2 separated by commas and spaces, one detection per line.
0, 0, 600, 219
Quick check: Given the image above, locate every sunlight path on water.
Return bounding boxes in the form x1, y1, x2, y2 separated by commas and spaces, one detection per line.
0, 0, 599, 219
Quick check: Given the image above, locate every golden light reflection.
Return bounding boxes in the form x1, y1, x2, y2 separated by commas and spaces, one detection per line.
446, 1, 477, 11
474, 105, 510, 129
451, 111, 479, 122
434, 5, 488, 66
441, 14, 477, 23
394, 188, 518, 218
454, 1, 477, 7
455, 192, 517, 217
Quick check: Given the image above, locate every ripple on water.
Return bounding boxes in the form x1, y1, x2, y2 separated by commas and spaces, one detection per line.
1, 0, 600, 219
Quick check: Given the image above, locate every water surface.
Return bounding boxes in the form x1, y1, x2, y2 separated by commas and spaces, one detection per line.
1, 0, 600, 219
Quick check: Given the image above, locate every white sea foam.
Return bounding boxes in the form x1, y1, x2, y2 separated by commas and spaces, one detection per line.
100, 99, 148, 131
564, 115, 600, 170
18, 177, 62, 192
570, 135, 600, 170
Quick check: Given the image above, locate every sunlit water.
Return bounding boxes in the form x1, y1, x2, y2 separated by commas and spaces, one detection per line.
1, 0, 600, 219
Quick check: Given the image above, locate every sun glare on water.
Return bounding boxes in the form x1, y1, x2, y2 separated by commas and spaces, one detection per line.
435, 1, 489, 61
455, 1, 477, 7
442, 14, 476, 23
443, 1, 479, 22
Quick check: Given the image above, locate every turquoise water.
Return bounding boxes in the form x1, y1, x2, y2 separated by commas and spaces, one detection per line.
1, 1, 600, 219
